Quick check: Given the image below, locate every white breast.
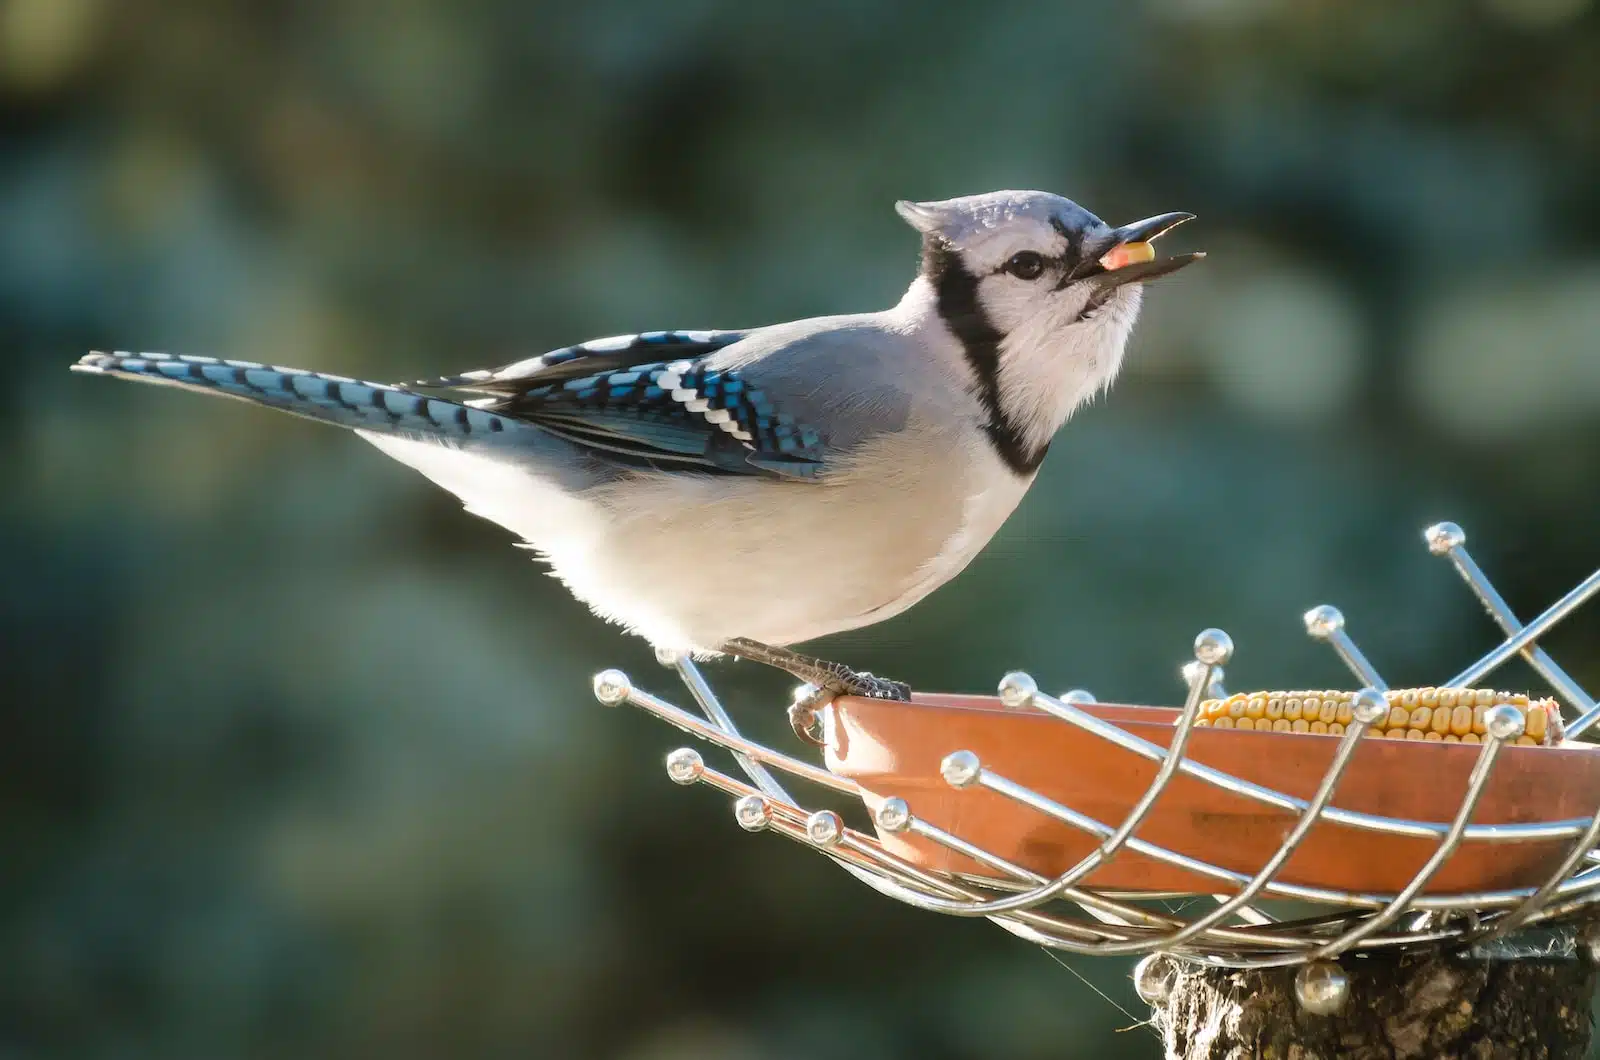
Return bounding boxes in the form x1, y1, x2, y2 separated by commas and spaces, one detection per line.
840, 441, 1032, 631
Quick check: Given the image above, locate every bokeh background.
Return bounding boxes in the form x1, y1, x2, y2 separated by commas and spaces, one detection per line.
5, 1, 1600, 1057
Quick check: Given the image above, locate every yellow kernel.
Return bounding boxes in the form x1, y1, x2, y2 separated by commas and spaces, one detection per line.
1227, 695, 1248, 718
1474, 689, 1495, 707
1418, 687, 1439, 709
1266, 698, 1285, 720
1430, 706, 1452, 734
1328, 722, 1345, 737
1201, 698, 1220, 718
1214, 717, 1234, 730
1386, 706, 1409, 731
1409, 706, 1433, 730
1425, 731, 1443, 742
1511, 693, 1530, 708
1246, 695, 1267, 719
1318, 700, 1338, 724
1449, 705, 1473, 736
1444, 734, 1460, 743
1515, 735, 1537, 747
1284, 698, 1304, 721
1194, 717, 1211, 727
1310, 720, 1328, 735
1236, 717, 1256, 731
1442, 689, 1461, 709
1406, 728, 1425, 741
1336, 702, 1353, 725
1526, 706, 1548, 743
1292, 719, 1309, 733
1400, 689, 1418, 708
1463, 732, 1481, 744
1272, 718, 1292, 733
1473, 705, 1487, 735
1386, 728, 1408, 739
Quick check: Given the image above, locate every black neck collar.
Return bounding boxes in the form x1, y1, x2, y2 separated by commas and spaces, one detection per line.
921, 237, 1048, 476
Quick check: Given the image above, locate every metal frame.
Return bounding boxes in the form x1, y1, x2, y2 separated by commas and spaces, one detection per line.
594, 522, 1600, 969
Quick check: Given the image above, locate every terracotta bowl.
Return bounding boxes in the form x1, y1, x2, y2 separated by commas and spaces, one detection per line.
825, 694, 1600, 896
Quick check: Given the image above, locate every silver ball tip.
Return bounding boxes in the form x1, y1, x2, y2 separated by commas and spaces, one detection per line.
1193, 628, 1234, 666
875, 797, 912, 833
805, 810, 843, 847
1133, 954, 1176, 1006
1351, 687, 1388, 725
998, 671, 1038, 708
592, 669, 633, 706
1293, 960, 1350, 1016
733, 794, 772, 832
1302, 605, 1345, 640
1484, 703, 1526, 741
940, 749, 983, 789
1424, 522, 1466, 555
665, 747, 704, 785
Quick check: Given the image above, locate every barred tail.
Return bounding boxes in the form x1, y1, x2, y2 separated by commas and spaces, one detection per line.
72, 351, 523, 439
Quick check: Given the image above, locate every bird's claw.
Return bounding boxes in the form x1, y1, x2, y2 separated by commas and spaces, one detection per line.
830, 671, 911, 702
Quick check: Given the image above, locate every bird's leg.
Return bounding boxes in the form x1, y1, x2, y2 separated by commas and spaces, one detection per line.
719, 638, 911, 702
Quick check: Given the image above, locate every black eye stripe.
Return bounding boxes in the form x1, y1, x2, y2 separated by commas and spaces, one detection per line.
921, 237, 1049, 477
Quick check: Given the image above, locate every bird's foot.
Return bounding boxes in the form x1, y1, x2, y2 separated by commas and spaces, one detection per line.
719, 638, 913, 703
829, 670, 911, 701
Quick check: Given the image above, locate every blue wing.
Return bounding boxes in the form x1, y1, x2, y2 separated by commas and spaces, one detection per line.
414, 330, 826, 479
411, 330, 746, 390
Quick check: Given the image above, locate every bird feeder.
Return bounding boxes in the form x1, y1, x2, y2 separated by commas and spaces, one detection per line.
595, 521, 1600, 1058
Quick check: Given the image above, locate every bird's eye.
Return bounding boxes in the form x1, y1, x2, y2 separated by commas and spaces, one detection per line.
1003, 251, 1045, 281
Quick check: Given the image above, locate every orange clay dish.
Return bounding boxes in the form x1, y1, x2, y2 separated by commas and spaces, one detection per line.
824, 688, 1596, 897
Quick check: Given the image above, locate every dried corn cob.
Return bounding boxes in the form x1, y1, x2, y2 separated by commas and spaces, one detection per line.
1191, 688, 1562, 745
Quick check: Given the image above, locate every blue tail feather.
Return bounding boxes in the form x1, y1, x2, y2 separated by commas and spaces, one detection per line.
72, 351, 524, 439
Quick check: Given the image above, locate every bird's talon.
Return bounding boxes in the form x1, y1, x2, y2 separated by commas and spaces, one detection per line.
841, 672, 912, 701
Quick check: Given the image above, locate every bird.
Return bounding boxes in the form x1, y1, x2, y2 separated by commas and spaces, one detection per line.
72, 190, 1201, 701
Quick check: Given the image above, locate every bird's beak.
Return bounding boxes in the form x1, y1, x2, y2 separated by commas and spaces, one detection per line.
1088, 212, 1204, 288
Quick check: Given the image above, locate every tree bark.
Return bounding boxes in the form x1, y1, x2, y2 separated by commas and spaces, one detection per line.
1150, 952, 1595, 1059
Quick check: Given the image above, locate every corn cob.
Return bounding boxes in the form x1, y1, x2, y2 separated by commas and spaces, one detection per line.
1193, 688, 1562, 745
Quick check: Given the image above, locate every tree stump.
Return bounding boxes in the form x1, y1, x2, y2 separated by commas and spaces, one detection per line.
1148, 951, 1596, 1059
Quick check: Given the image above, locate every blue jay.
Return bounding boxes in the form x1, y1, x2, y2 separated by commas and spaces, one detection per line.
73, 190, 1200, 700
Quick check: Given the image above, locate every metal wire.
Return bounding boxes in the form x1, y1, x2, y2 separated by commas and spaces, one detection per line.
601, 520, 1600, 965
1425, 524, 1596, 724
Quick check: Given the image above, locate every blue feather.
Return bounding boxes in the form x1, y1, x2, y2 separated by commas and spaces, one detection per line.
72, 351, 522, 439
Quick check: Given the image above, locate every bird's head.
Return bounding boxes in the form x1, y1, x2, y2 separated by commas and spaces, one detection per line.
897, 189, 1201, 473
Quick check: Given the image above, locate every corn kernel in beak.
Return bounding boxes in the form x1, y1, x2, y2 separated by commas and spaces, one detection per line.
1099, 241, 1155, 271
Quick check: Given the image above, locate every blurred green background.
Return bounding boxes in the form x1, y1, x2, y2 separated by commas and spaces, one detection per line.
5, 1, 1600, 1057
